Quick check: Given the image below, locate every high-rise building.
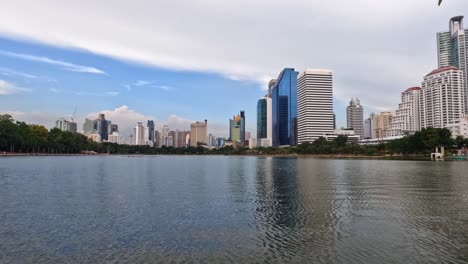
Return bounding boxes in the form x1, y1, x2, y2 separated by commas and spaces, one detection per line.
108, 132, 125, 144
55, 118, 77, 133
437, 16, 468, 111
110, 124, 119, 133
96, 114, 109, 142
83, 118, 97, 134
271, 68, 299, 146
133, 122, 145, 146
445, 115, 468, 138
346, 98, 364, 139
389, 87, 421, 136
268, 79, 277, 97
161, 125, 170, 146
373, 112, 394, 139
229, 111, 245, 142
174, 130, 189, 148
147, 120, 155, 143
154, 130, 161, 147
364, 117, 373, 139
208, 134, 217, 148
297, 69, 334, 144
257, 97, 272, 146
420, 66, 465, 129
190, 120, 208, 146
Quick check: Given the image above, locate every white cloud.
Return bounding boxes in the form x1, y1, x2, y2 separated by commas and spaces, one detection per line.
0, 50, 105, 74
85, 105, 155, 135
0, 0, 464, 113
153, 85, 172, 91
106, 91, 120, 96
3, 105, 229, 138
125, 80, 173, 92
0, 80, 31, 95
134, 80, 151, 86
48, 88, 60, 93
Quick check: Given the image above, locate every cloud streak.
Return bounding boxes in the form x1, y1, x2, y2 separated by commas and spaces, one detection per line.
0, 79, 31, 95
0, 50, 105, 74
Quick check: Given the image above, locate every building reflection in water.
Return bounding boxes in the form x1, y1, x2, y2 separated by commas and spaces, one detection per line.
252, 157, 339, 262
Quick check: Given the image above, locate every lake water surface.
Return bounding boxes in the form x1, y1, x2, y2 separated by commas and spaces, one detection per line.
1, 156, 468, 263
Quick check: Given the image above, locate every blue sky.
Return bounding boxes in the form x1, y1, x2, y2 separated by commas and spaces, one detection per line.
0, 37, 273, 135
0, 37, 349, 136
0, 0, 466, 137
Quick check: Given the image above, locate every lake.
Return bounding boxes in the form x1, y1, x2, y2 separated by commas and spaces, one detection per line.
1, 156, 468, 263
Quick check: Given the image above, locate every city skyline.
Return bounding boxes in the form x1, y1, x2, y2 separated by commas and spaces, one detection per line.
1, 1, 467, 138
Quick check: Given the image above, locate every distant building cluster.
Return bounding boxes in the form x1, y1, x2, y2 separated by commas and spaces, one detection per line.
255, 16, 468, 146
51, 16, 468, 147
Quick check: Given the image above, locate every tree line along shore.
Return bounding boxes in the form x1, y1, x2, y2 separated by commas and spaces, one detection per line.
1, 114, 467, 157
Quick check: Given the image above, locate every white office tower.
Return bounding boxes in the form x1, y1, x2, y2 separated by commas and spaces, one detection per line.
420, 67, 465, 129
133, 122, 145, 146
161, 125, 170, 146
108, 132, 125, 145
346, 98, 364, 138
297, 69, 334, 143
437, 16, 468, 111
389, 87, 421, 136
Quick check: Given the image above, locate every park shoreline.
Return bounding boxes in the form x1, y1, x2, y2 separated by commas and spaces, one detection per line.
0, 152, 432, 160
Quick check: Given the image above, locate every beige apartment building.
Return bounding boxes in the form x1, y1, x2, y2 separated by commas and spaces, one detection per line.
190, 120, 208, 146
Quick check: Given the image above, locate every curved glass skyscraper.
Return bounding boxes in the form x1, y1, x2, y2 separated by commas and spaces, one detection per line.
271, 68, 299, 146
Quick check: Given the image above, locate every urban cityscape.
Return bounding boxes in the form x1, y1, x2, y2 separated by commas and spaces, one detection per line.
3, 2, 468, 263
50, 16, 468, 151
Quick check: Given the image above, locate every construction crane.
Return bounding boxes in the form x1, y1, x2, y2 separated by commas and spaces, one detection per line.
70, 106, 77, 122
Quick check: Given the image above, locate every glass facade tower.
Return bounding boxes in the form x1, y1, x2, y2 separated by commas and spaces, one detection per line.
437, 16, 468, 112
257, 99, 267, 140
271, 68, 299, 146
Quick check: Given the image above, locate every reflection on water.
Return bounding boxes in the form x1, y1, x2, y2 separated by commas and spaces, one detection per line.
1, 156, 468, 263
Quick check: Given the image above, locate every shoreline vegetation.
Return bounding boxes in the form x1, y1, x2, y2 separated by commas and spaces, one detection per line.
0, 152, 432, 161
1, 114, 466, 160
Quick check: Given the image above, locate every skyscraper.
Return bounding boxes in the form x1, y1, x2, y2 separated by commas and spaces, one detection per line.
133, 122, 145, 146
437, 16, 468, 112
271, 68, 299, 146
229, 111, 245, 142
110, 124, 119, 133
161, 125, 170, 146
420, 66, 465, 129
257, 97, 272, 146
154, 130, 160, 147
389, 87, 421, 136
55, 118, 77, 133
147, 120, 155, 143
364, 117, 373, 139
190, 120, 208, 146
373, 112, 394, 139
346, 98, 364, 139
96, 114, 109, 142
297, 69, 334, 144
83, 118, 97, 134
174, 130, 189, 148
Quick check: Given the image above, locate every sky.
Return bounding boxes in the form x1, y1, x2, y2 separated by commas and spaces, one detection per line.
0, 0, 467, 138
